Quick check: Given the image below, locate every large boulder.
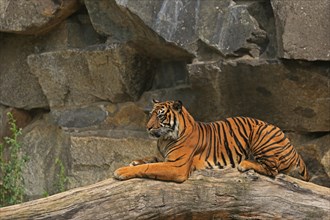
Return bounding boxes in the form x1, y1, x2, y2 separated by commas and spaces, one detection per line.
36, 11, 105, 51
138, 85, 194, 112
104, 102, 148, 131
20, 111, 157, 199
27, 44, 156, 109
0, 0, 80, 34
286, 132, 330, 187
51, 101, 147, 131
21, 115, 71, 200
271, 0, 330, 61
68, 131, 157, 188
83, 0, 192, 60
0, 33, 49, 109
0, 11, 104, 110
140, 60, 329, 132
51, 105, 108, 129
185, 60, 329, 132
84, 0, 267, 59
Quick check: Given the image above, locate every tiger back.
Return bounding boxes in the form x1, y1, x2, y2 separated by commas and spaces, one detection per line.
114, 100, 309, 182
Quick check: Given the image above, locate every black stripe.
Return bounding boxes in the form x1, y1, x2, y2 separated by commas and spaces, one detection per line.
226, 120, 244, 166
221, 122, 235, 167
178, 112, 187, 137
210, 123, 219, 166
217, 162, 224, 169
243, 117, 253, 132
253, 126, 279, 152
205, 124, 213, 163
167, 154, 186, 163
254, 134, 286, 155
282, 152, 299, 170
281, 150, 298, 164
278, 145, 295, 160
221, 152, 227, 166
234, 117, 249, 140
233, 118, 250, 156
194, 124, 202, 155
165, 145, 183, 157
230, 120, 247, 157
171, 114, 176, 130
252, 125, 270, 148
215, 122, 222, 148
206, 160, 213, 169
174, 159, 191, 168
198, 123, 207, 159
256, 145, 283, 156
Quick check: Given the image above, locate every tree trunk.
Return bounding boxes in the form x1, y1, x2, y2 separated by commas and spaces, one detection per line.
0, 168, 329, 220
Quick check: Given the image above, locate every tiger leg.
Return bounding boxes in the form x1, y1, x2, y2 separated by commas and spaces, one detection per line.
114, 161, 191, 183
237, 159, 278, 177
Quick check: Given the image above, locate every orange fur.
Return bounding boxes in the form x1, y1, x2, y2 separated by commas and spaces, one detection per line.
114, 100, 309, 182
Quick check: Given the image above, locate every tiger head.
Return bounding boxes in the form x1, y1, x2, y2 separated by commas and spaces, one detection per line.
146, 99, 183, 140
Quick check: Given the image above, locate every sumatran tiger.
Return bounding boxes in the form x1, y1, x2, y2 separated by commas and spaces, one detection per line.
114, 100, 309, 183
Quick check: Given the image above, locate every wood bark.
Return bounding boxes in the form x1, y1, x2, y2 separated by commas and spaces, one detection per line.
0, 168, 329, 220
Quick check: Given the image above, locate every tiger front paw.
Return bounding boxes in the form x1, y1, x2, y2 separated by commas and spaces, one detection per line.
114, 166, 136, 180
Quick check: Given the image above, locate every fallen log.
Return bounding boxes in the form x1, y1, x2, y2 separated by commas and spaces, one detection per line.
0, 168, 329, 220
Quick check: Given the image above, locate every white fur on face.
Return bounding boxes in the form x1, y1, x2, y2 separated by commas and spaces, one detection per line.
162, 113, 179, 140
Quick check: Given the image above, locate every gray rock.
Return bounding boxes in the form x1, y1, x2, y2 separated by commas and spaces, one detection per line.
0, 13, 104, 110
0, 33, 49, 109
20, 114, 157, 198
271, 0, 330, 60
51, 105, 108, 129
21, 115, 71, 200
68, 132, 157, 188
186, 60, 330, 132
286, 132, 330, 187
84, 0, 192, 60
27, 44, 156, 108
140, 60, 329, 133
36, 12, 106, 51
51, 101, 148, 131
244, 0, 278, 59
103, 102, 148, 131
0, 0, 80, 34
138, 85, 195, 112
85, 0, 267, 59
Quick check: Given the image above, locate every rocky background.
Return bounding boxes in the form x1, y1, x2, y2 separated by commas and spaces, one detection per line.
0, 0, 329, 200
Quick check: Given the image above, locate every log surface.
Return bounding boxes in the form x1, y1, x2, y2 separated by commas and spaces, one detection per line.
0, 168, 329, 220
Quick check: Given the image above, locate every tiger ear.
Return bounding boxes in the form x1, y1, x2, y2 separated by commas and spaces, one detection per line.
152, 99, 160, 104
173, 100, 182, 112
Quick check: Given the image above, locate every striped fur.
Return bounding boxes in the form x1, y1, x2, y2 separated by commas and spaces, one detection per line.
114, 100, 309, 182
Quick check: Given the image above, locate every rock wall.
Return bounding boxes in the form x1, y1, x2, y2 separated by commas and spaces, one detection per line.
0, 0, 329, 200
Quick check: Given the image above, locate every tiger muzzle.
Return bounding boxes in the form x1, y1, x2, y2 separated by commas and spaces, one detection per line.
148, 128, 162, 138
148, 127, 173, 138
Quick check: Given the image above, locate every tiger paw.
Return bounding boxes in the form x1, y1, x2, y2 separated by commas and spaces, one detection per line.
114, 166, 135, 180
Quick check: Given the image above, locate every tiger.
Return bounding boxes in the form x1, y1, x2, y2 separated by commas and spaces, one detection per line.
114, 100, 309, 183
